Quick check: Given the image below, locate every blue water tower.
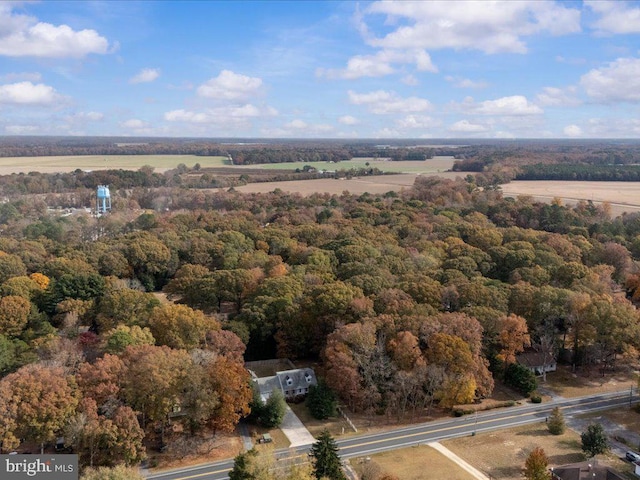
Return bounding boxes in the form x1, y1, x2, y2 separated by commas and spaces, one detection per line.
96, 185, 111, 214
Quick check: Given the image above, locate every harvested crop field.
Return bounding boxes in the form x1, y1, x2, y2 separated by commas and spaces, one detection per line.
501, 180, 640, 217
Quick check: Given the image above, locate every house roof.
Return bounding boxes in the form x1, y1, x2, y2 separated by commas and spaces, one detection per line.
255, 375, 282, 398
275, 368, 317, 391
253, 367, 318, 400
517, 350, 555, 368
551, 461, 625, 480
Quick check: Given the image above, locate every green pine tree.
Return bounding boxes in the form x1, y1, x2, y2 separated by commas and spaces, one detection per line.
229, 449, 257, 480
307, 381, 337, 420
310, 430, 346, 480
581, 424, 609, 457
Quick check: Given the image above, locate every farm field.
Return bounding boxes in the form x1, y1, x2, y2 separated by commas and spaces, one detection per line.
3, 154, 640, 217
500, 180, 640, 217
0, 154, 228, 174
240, 156, 458, 174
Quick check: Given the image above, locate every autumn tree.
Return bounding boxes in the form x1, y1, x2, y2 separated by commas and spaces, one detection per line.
65, 398, 145, 468
164, 263, 218, 312
76, 354, 125, 408
148, 303, 219, 350
0, 364, 79, 453
496, 314, 531, 365
0, 252, 27, 283
80, 465, 145, 480
203, 355, 252, 434
94, 285, 160, 332
205, 329, 246, 363
0, 295, 31, 337
119, 345, 192, 428
103, 325, 155, 354
524, 447, 551, 480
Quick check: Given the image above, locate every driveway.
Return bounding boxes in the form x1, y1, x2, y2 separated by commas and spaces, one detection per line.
281, 406, 315, 447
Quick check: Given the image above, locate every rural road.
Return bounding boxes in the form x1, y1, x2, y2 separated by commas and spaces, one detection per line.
145, 389, 637, 480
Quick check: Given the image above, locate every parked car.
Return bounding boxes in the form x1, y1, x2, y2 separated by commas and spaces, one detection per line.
257, 433, 272, 444
626, 451, 640, 462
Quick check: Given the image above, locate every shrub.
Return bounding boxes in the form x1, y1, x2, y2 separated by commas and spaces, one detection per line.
548, 406, 565, 435
504, 362, 537, 396
530, 394, 542, 403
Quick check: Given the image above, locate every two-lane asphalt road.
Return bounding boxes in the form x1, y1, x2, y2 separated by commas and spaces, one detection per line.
146, 389, 637, 480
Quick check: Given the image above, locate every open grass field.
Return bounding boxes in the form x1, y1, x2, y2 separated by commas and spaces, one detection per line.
0, 154, 229, 174
541, 364, 637, 398
443, 422, 632, 480
352, 444, 475, 480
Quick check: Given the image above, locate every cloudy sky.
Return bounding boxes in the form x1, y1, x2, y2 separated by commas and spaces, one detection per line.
2, 1, 640, 138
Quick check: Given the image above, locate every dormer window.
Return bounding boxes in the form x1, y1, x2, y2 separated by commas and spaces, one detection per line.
305, 374, 312, 383
286, 376, 293, 386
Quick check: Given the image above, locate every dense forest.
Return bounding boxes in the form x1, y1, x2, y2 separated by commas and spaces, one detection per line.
1, 168, 640, 473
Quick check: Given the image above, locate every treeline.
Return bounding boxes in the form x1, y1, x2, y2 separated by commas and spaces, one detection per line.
2, 174, 640, 471
516, 163, 640, 181
0, 168, 167, 196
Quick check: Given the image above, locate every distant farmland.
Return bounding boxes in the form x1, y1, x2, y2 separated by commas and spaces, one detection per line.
1, 155, 637, 217
0, 155, 229, 174
0, 155, 456, 175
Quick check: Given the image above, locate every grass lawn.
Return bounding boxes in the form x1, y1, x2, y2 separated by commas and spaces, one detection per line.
444, 422, 634, 480
542, 365, 637, 398
288, 400, 354, 438
352, 445, 475, 480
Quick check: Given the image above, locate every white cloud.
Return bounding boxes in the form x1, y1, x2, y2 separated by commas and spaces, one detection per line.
319, 49, 436, 80
261, 121, 334, 138
362, 1, 581, 54
445, 76, 488, 89
0, 81, 63, 105
563, 124, 583, 137
583, 117, 640, 137
338, 115, 359, 125
121, 119, 147, 129
396, 115, 441, 129
130, 68, 160, 84
449, 119, 488, 132
286, 119, 308, 129
587, 0, 640, 35
1, 72, 41, 82
67, 111, 104, 122
0, 4, 111, 58
348, 90, 432, 114
462, 95, 543, 115
580, 57, 640, 102
5, 125, 39, 134
401, 74, 419, 86
164, 104, 277, 125
536, 86, 581, 106
197, 70, 263, 100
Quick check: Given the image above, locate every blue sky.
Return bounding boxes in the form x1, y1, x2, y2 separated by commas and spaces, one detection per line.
2, 1, 640, 139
